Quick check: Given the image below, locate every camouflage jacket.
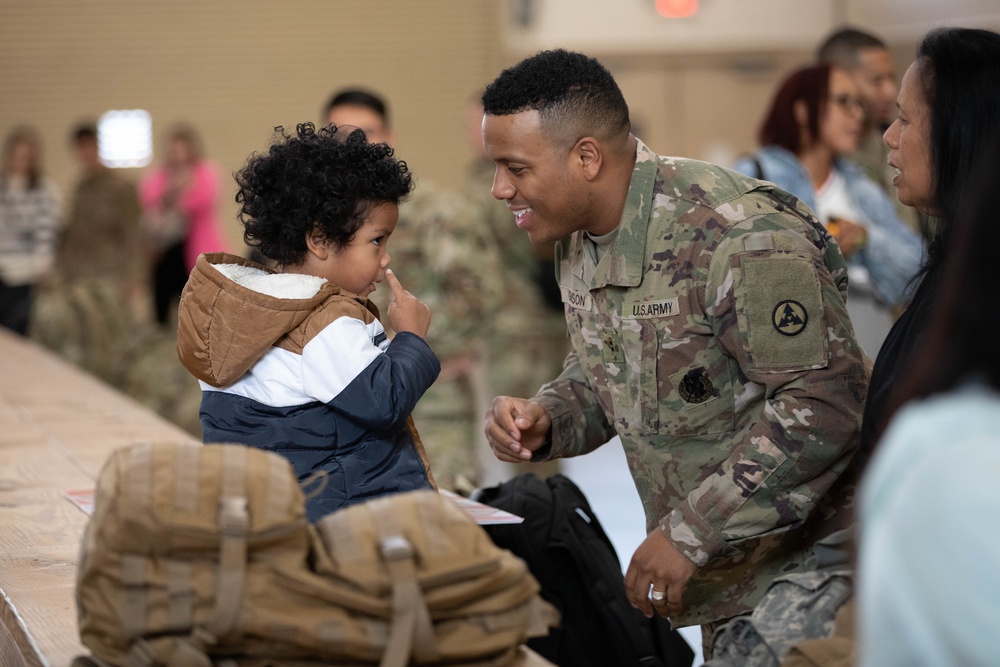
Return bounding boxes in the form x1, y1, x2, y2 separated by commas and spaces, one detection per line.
532, 139, 867, 626
58, 169, 145, 290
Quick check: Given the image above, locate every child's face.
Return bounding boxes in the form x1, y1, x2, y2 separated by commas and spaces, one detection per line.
326, 202, 398, 296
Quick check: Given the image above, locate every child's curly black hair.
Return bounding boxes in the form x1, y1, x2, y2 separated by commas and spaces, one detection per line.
235, 122, 412, 266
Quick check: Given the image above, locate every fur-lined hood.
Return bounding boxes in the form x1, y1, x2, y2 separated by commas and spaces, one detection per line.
176, 252, 375, 387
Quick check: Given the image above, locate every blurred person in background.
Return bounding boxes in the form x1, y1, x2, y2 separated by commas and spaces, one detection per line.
817, 29, 897, 196
30, 123, 147, 384
56, 123, 145, 306
0, 125, 61, 336
857, 26, 1000, 469
139, 123, 229, 326
325, 88, 503, 494
732, 64, 923, 358
818, 26, 934, 244
463, 93, 566, 481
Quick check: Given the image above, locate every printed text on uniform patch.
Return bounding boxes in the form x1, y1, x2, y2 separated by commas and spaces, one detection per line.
624, 297, 679, 319
562, 288, 593, 312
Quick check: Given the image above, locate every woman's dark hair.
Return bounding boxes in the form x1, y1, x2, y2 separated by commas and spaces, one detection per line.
882, 129, 1000, 426
235, 123, 412, 266
757, 64, 831, 155
914, 28, 1000, 270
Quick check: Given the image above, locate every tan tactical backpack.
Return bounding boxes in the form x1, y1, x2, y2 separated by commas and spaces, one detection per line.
75, 441, 557, 666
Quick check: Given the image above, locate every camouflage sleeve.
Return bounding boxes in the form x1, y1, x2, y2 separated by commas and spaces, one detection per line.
531, 347, 618, 461
662, 226, 867, 567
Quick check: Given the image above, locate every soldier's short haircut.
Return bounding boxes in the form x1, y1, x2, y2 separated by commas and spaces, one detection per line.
817, 27, 887, 69
72, 123, 98, 144
482, 49, 630, 149
324, 88, 390, 127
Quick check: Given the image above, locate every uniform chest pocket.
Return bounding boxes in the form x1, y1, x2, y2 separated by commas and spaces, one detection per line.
604, 320, 737, 437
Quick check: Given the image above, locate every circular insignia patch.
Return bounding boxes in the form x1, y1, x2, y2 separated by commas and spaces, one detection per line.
679, 367, 714, 404
772, 300, 808, 336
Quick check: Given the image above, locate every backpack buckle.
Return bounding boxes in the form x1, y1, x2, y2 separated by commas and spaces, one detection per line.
379, 534, 413, 561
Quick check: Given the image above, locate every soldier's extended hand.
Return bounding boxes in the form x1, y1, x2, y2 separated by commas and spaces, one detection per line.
385, 269, 431, 338
624, 528, 698, 619
484, 396, 551, 463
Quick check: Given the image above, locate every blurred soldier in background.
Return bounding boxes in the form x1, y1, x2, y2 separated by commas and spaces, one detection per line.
32, 122, 146, 385
463, 94, 568, 481
30, 122, 203, 436
326, 88, 503, 493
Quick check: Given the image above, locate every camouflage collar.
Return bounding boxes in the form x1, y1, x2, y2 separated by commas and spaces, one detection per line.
588, 138, 658, 289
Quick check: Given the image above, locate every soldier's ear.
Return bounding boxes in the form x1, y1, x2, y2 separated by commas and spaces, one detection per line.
573, 137, 602, 182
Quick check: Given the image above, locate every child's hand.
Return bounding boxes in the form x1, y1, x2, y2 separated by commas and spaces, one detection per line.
385, 269, 432, 339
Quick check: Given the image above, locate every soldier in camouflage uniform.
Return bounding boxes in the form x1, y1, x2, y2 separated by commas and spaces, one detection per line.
31, 124, 148, 386
326, 89, 503, 493
480, 50, 867, 656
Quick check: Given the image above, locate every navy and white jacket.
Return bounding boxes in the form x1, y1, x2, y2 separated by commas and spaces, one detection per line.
177, 252, 439, 522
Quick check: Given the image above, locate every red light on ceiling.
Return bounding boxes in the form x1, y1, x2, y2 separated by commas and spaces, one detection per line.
655, 0, 698, 18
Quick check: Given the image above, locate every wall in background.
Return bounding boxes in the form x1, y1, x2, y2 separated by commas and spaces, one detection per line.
504, 0, 1000, 55
4, 1, 1000, 252
1, 0, 505, 251
499, 0, 1000, 169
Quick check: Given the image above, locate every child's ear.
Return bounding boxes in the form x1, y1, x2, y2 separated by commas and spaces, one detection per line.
304, 226, 330, 260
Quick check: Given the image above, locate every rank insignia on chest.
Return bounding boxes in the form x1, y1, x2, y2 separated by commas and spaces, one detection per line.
601, 329, 624, 364
772, 299, 808, 336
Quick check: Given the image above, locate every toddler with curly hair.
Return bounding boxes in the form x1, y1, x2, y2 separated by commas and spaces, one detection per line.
177, 123, 439, 522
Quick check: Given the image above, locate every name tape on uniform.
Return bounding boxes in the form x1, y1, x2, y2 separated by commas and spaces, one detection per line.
562, 288, 593, 312
624, 297, 679, 319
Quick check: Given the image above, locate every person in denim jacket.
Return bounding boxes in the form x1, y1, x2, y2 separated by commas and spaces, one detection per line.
733, 64, 924, 356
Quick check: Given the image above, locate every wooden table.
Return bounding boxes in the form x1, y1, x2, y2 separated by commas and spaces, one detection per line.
0, 328, 199, 666
0, 329, 553, 667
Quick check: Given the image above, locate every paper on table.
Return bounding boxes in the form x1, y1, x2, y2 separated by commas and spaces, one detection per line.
63, 489, 95, 516
439, 489, 524, 525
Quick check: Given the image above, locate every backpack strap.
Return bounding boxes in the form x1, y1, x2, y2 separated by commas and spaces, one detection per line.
121, 444, 155, 642
370, 500, 439, 667
207, 445, 250, 641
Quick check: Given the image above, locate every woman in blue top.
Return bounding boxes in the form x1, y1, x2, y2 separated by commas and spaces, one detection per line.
733, 64, 924, 356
